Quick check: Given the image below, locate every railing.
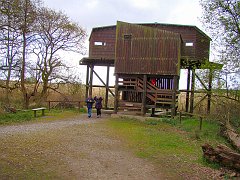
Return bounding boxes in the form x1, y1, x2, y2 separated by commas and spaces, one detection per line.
136, 78, 157, 102
119, 77, 179, 109
46, 100, 84, 111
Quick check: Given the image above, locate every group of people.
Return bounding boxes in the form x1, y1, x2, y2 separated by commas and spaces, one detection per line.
85, 95, 103, 118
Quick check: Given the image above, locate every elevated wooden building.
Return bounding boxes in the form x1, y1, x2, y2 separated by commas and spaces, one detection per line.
80, 21, 222, 116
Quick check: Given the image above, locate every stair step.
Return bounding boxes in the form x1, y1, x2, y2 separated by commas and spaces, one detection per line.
156, 102, 174, 105
157, 98, 173, 101
146, 105, 156, 108
119, 101, 142, 107
118, 107, 141, 110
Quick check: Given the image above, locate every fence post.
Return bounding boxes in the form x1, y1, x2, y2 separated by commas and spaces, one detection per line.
78, 101, 80, 111
199, 117, 203, 130
179, 111, 182, 124
48, 101, 51, 111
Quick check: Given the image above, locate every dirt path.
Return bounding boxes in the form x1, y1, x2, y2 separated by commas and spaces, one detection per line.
0, 114, 165, 179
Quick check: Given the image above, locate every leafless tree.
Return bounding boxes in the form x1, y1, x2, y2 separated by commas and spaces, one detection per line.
200, 0, 240, 79
32, 7, 86, 104
0, 0, 22, 106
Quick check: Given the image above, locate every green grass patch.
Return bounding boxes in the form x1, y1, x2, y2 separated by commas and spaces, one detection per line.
0, 111, 32, 125
0, 108, 86, 125
179, 118, 224, 143
145, 117, 226, 145
107, 118, 199, 159
106, 116, 228, 177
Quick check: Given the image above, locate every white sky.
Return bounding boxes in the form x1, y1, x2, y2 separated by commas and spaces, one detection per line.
42, 0, 205, 89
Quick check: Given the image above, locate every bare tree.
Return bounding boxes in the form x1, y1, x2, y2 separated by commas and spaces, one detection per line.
200, 0, 240, 74
17, 0, 41, 109
0, 0, 22, 106
32, 7, 86, 104
0, 0, 86, 108
200, 0, 240, 128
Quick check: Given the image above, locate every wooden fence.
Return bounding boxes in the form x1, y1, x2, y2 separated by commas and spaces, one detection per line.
46, 101, 84, 111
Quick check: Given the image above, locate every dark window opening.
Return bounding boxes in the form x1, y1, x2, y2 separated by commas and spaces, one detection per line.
124, 34, 132, 40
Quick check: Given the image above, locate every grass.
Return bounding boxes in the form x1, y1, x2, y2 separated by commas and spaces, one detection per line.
105, 116, 228, 178
0, 111, 32, 125
107, 118, 199, 158
0, 108, 86, 125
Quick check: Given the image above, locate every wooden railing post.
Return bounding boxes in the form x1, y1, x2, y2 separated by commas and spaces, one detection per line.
48, 101, 51, 111
179, 111, 182, 124
141, 75, 147, 115
114, 74, 119, 113
199, 117, 203, 130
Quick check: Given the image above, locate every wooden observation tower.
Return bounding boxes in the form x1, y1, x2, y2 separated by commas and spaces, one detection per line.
80, 21, 222, 117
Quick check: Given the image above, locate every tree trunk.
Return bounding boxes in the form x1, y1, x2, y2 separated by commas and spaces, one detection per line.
40, 81, 48, 105
21, 29, 28, 109
202, 144, 240, 171
222, 122, 240, 151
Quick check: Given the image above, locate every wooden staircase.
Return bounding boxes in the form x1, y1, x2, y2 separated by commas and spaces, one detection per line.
118, 77, 178, 111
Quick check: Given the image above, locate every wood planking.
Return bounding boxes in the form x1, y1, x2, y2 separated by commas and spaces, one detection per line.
115, 21, 181, 75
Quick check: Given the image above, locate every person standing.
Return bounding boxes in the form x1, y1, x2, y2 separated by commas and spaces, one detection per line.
94, 96, 103, 118
86, 95, 94, 118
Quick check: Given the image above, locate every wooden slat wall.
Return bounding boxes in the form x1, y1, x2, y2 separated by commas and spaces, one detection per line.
89, 26, 116, 59
115, 21, 181, 75
88, 22, 210, 65
195, 32, 210, 62
142, 24, 210, 63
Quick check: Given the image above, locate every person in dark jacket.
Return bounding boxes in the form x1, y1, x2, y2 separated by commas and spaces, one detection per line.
94, 96, 103, 118
86, 95, 94, 118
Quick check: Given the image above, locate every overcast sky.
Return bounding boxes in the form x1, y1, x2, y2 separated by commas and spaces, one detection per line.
42, 0, 204, 88
43, 0, 203, 33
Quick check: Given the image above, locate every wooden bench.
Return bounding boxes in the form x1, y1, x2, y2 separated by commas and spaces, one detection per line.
32, 107, 47, 117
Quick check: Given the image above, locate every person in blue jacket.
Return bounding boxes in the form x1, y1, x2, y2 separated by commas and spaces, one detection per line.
94, 96, 103, 118
86, 95, 94, 118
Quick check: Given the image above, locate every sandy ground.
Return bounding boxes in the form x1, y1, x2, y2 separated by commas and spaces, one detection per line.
0, 114, 166, 179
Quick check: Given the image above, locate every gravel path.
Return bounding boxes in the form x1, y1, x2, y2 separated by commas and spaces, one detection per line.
0, 114, 97, 136
0, 114, 165, 179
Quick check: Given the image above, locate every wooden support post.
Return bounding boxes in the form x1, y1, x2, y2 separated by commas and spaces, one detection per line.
141, 75, 147, 115
171, 76, 178, 118
92, 69, 115, 96
105, 66, 110, 109
171, 92, 176, 118
89, 64, 94, 96
207, 69, 213, 114
78, 101, 80, 111
199, 117, 203, 130
48, 101, 50, 111
151, 108, 155, 117
179, 111, 182, 124
190, 69, 195, 113
85, 65, 89, 99
42, 108, 45, 116
114, 74, 119, 114
186, 68, 191, 112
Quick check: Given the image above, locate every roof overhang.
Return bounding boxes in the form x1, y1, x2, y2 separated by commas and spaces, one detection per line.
80, 57, 115, 67
200, 62, 223, 70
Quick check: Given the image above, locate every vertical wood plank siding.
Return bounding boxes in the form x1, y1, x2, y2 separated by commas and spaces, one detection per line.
89, 26, 116, 59
195, 32, 210, 62
88, 22, 211, 68
115, 21, 181, 75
